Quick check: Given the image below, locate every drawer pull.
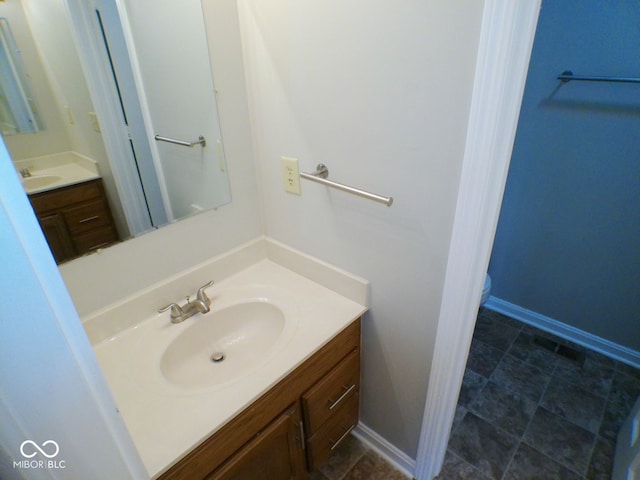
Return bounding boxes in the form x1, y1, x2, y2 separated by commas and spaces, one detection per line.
78, 215, 101, 224
328, 384, 356, 411
330, 424, 356, 451
87, 242, 109, 251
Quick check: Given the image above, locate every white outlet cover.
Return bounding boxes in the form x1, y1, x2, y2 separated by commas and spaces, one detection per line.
282, 157, 301, 195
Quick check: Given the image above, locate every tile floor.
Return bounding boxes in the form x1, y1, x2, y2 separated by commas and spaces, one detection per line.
309, 434, 410, 480
437, 308, 640, 480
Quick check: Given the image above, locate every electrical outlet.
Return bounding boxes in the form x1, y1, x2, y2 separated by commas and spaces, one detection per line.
64, 106, 75, 125
88, 112, 101, 133
282, 156, 301, 195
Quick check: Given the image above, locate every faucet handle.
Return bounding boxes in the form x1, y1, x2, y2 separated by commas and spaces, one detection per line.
196, 280, 215, 306
158, 303, 183, 319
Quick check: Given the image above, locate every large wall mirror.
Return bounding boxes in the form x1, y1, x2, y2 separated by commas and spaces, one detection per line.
0, 0, 232, 263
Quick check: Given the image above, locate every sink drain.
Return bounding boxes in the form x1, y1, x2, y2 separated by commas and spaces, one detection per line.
210, 352, 225, 363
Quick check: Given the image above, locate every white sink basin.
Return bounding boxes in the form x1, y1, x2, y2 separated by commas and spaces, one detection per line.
22, 174, 62, 190
160, 300, 288, 388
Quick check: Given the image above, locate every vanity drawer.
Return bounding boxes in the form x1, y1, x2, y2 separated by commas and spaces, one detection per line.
63, 200, 112, 234
73, 226, 118, 254
29, 180, 101, 213
302, 348, 359, 434
306, 391, 359, 471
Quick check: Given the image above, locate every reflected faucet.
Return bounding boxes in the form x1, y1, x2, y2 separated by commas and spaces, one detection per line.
158, 280, 214, 323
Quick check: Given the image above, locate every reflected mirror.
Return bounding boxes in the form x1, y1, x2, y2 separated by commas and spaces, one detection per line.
0, 0, 231, 263
0, 17, 43, 135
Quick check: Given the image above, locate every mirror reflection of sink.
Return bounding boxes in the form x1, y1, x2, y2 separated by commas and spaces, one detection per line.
160, 301, 287, 388
22, 174, 62, 190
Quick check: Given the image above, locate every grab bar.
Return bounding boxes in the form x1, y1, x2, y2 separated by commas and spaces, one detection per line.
300, 164, 393, 207
154, 134, 207, 148
557, 70, 640, 84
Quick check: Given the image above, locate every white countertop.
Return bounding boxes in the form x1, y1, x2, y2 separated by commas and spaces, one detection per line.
93, 259, 367, 478
14, 151, 100, 195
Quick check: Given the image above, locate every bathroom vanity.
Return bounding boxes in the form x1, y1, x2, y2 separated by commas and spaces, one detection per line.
161, 318, 360, 480
85, 241, 368, 479
16, 152, 119, 263
29, 178, 118, 263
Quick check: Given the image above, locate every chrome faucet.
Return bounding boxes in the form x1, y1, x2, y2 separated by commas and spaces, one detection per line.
158, 280, 214, 323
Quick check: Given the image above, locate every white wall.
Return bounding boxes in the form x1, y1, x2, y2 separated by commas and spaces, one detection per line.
238, 0, 485, 457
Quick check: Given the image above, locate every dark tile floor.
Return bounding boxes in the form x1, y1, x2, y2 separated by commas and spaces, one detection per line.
309, 434, 410, 480
437, 308, 640, 480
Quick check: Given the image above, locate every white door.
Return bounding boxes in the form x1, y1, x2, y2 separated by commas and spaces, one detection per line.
613, 396, 640, 479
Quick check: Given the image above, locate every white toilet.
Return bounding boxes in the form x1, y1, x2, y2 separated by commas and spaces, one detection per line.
480, 274, 491, 306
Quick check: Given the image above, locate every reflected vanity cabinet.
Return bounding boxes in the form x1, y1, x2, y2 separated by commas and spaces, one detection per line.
28, 179, 119, 264
159, 318, 362, 480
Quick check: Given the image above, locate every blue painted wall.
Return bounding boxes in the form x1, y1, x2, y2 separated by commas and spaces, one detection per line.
488, 0, 640, 350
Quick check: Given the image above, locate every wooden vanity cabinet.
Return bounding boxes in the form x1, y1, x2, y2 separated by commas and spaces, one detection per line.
28, 179, 119, 263
206, 404, 306, 480
159, 318, 361, 480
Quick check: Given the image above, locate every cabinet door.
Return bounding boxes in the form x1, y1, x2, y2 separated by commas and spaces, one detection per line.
208, 404, 306, 480
38, 213, 76, 263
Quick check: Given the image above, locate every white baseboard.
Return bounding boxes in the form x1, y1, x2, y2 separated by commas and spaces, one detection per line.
485, 296, 640, 369
352, 422, 416, 478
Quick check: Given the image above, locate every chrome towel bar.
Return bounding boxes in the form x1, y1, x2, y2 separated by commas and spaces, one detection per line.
557, 70, 640, 84
300, 164, 393, 207
154, 134, 207, 148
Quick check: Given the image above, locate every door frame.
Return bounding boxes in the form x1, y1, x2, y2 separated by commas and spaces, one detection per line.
613, 396, 640, 479
65, 0, 171, 235
414, 1, 541, 478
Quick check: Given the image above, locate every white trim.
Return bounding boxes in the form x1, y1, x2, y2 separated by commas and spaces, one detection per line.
65, 0, 154, 236
486, 296, 640, 369
413, 2, 541, 479
352, 423, 416, 478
